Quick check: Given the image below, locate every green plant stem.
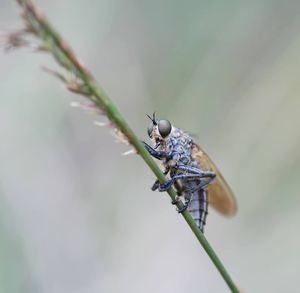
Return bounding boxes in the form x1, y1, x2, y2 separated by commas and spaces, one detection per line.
15, 1, 239, 292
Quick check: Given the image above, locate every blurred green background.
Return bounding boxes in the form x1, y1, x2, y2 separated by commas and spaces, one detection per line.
1, 0, 300, 292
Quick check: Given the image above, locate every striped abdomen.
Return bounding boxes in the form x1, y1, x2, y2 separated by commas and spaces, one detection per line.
185, 188, 209, 233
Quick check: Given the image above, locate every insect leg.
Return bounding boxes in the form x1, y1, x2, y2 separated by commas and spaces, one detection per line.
142, 141, 167, 160
151, 168, 169, 191
158, 168, 215, 192
184, 177, 214, 193
170, 180, 184, 205
176, 187, 198, 213
175, 164, 214, 175
176, 195, 192, 213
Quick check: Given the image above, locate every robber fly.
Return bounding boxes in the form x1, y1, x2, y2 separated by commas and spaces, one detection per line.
143, 113, 237, 233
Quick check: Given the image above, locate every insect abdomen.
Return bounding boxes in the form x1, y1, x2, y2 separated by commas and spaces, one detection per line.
187, 189, 209, 233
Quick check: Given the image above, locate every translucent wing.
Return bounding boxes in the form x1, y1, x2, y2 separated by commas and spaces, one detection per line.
191, 143, 237, 217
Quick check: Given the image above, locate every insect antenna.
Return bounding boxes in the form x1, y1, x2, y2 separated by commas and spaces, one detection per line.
147, 112, 157, 125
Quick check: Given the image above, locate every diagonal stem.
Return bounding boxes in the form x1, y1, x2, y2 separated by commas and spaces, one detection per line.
13, 1, 239, 292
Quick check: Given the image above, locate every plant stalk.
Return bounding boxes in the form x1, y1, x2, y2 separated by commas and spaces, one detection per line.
13, 1, 239, 291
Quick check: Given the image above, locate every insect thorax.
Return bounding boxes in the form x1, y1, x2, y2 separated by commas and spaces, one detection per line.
161, 127, 197, 169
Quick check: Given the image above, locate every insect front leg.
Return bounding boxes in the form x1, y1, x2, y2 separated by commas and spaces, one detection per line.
158, 165, 216, 192
142, 141, 168, 160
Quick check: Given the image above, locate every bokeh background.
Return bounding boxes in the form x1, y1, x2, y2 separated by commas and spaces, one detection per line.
1, 0, 300, 292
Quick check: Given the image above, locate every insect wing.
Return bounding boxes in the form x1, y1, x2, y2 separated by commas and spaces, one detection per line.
191, 143, 237, 216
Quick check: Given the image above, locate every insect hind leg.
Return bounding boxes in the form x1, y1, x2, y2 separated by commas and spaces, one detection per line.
158, 166, 215, 192
184, 177, 214, 193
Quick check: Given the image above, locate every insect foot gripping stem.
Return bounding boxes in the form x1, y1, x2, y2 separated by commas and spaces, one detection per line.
175, 196, 190, 213
171, 195, 181, 205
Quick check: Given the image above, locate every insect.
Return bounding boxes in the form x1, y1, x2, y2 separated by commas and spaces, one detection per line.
143, 113, 237, 233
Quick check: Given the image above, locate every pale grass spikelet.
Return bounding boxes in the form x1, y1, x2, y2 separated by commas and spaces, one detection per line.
93, 120, 109, 127
70, 101, 102, 114
94, 120, 135, 154
112, 128, 136, 155
0, 29, 38, 51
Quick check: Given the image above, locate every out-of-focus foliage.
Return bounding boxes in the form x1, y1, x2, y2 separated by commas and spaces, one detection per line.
0, 0, 299, 292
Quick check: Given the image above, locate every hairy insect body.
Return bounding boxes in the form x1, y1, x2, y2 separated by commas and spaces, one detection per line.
162, 128, 193, 165
160, 128, 209, 232
144, 114, 236, 233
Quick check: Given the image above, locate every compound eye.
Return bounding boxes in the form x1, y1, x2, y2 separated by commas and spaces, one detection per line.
158, 119, 172, 138
147, 123, 154, 137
